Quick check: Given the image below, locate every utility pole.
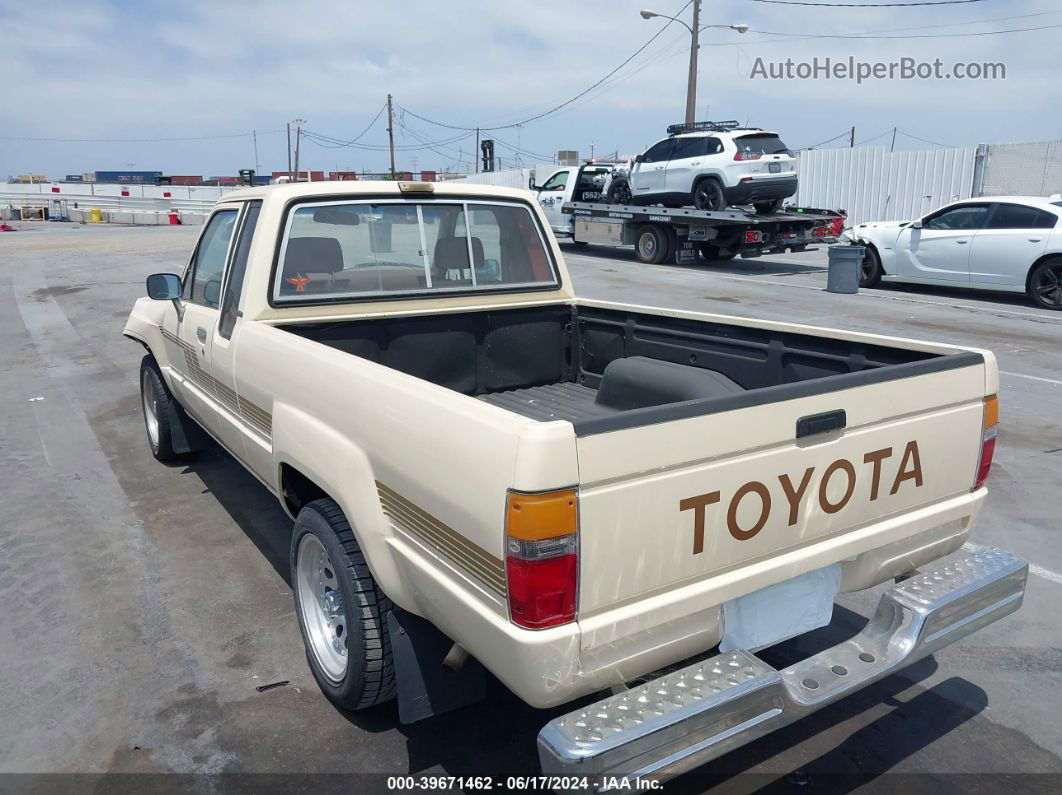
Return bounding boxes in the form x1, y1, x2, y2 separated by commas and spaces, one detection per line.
475, 127, 480, 173
849, 126, 856, 148
685, 0, 701, 125
386, 94, 397, 178
286, 123, 292, 179
292, 119, 305, 180
890, 126, 897, 153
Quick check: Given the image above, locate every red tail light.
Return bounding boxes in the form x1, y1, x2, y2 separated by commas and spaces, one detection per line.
745, 230, 763, 244
973, 395, 998, 491
505, 489, 578, 629
734, 151, 762, 161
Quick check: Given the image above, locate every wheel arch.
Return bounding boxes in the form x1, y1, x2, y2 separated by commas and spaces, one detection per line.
1025, 252, 1062, 293
690, 172, 725, 193
272, 403, 415, 610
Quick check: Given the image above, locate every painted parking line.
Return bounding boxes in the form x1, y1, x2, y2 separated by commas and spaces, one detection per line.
1001, 371, 1062, 386
964, 542, 1062, 586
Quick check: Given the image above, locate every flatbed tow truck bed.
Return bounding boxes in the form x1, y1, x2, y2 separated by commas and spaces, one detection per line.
562, 200, 836, 264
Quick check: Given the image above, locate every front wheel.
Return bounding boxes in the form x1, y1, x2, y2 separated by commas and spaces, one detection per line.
1029, 258, 1062, 310
606, 177, 633, 206
859, 245, 884, 288
692, 180, 726, 212
140, 356, 178, 461
291, 499, 396, 710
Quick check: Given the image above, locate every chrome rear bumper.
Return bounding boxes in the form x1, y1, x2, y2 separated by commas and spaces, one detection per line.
538, 547, 1027, 785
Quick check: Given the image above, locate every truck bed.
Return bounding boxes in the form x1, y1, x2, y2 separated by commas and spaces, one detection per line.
280, 302, 980, 435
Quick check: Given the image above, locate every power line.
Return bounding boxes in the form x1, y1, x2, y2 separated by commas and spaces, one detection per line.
800, 130, 852, 149
398, 0, 693, 131
0, 130, 283, 143
300, 105, 386, 149
897, 129, 953, 147
745, 0, 987, 6
746, 22, 1062, 39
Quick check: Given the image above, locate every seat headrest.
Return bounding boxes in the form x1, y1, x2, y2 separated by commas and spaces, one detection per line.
432, 236, 484, 279
284, 236, 344, 275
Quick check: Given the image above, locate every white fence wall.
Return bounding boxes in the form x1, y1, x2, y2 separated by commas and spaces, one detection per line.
981, 139, 1062, 197
795, 146, 977, 226
0, 181, 242, 215
446, 167, 534, 191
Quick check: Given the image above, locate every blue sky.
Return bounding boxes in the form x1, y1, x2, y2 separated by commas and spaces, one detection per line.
2, 0, 1060, 178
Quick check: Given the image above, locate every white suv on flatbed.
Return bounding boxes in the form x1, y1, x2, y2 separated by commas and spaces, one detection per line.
607, 120, 798, 213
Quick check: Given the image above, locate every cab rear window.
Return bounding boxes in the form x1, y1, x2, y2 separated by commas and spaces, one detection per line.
274, 200, 559, 303
735, 134, 791, 155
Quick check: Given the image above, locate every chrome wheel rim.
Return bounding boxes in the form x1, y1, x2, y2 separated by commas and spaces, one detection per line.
638, 232, 657, 259
141, 370, 159, 448
1034, 264, 1062, 307
296, 533, 348, 682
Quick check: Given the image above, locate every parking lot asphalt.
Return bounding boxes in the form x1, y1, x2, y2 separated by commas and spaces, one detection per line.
2, 223, 1061, 790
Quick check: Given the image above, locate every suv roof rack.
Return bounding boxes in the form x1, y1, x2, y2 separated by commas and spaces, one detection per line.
666, 120, 760, 135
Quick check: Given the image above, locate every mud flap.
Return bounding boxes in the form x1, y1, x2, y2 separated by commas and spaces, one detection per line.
166, 399, 212, 454
387, 608, 487, 724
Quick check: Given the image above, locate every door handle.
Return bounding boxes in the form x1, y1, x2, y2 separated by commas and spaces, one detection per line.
1029, 238, 1042, 242
956, 240, 968, 244
654, 166, 664, 170
196, 327, 207, 343
690, 161, 701, 165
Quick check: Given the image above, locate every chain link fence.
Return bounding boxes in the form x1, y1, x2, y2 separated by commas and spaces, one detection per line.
981, 139, 1062, 197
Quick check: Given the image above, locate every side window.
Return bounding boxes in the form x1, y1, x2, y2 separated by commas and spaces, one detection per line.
986, 203, 1057, 230
640, 139, 675, 164
540, 170, 568, 192
705, 137, 724, 155
219, 201, 261, 339
923, 205, 988, 231
669, 137, 706, 161
186, 209, 238, 307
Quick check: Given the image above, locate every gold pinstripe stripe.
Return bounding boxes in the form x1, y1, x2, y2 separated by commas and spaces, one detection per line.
159, 326, 273, 440
376, 481, 507, 598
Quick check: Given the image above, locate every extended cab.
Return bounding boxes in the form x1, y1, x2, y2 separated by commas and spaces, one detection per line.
125, 181, 1026, 785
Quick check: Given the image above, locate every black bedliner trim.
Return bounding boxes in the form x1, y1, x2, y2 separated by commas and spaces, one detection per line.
570, 350, 984, 437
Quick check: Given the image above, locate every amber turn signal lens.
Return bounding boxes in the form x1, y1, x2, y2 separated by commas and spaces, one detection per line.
983, 394, 998, 429
506, 489, 577, 541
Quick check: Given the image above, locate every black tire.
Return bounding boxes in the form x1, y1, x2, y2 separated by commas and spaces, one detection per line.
139, 356, 179, 461
859, 245, 884, 288
606, 177, 633, 206
754, 200, 782, 215
291, 498, 396, 711
570, 240, 589, 247
635, 225, 671, 264
1028, 258, 1062, 310
698, 242, 737, 262
692, 179, 726, 211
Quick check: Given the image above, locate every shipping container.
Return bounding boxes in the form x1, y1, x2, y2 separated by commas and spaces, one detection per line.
328, 171, 358, 181
420, 170, 437, 182
168, 175, 204, 186
93, 170, 163, 184
64, 175, 85, 183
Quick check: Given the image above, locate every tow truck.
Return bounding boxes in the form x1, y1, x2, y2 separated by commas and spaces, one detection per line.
532, 162, 834, 265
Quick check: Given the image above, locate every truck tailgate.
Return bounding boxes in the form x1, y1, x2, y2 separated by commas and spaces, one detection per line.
576, 363, 988, 616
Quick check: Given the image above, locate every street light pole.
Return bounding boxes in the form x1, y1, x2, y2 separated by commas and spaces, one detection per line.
640, 6, 748, 125
685, 0, 700, 125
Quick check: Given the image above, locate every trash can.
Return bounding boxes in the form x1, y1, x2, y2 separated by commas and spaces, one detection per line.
89, 207, 103, 224
826, 245, 864, 294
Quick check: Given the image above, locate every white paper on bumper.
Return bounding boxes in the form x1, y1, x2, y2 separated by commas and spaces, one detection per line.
719, 562, 842, 653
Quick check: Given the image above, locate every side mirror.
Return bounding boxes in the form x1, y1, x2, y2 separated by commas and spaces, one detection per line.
634, 154, 643, 164
146, 273, 182, 300
911, 219, 924, 229
528, 178, 538, 191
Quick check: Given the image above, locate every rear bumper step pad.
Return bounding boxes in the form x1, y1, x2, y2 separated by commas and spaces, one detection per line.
538, 547, 1028, 785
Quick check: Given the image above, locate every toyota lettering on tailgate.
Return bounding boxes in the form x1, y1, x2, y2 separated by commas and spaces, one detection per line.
679, 440, 924, 554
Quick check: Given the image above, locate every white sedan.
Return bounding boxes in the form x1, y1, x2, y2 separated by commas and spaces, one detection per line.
841, 196, 1062, 310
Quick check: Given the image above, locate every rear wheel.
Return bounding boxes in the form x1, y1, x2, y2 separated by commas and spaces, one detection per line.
692, 179, 726, 212
1029, 258, 1062, 310
635, 225, 671, 264
606, 177, 633, 205
754, 200, 782, 215
291, 499, 396, 710
698, 242, 737, 262
859, 245, 884, 288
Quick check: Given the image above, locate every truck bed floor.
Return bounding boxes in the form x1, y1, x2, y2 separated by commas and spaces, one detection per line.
480, 383, 612, 423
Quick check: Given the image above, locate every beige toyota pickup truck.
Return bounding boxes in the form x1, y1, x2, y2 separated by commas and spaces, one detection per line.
124, 180, 1026, 785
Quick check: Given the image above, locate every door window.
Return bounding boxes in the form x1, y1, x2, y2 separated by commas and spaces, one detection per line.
640, 139, 676, 164
219, 201, 261, 338
540, 171, 568, 192
186, 209, 238, 307
923, 205, 988, 231
669, 137, 707, 160
986, 204, 1058, 230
